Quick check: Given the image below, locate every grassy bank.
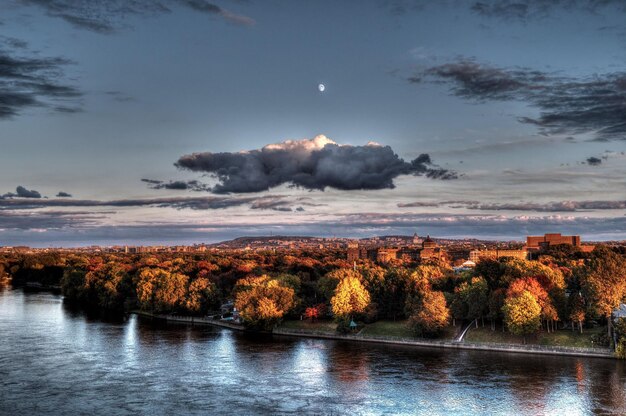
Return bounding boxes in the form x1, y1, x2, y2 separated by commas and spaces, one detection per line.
280, 319, 461, 340
465, 325, 607, 348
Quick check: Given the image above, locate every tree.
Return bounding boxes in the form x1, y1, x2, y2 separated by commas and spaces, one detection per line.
331, 276, 370, 319
503, 290, 541, 343
185, 277, 217, 314
580, 246, 626, 339
568, 292, 586, 334
459, 276, 489, 327
507, 277, 556, 332
304, 304, 326, 322
408, 290, 450, 337
136, 268, 189, 313
234, 275, 296, 330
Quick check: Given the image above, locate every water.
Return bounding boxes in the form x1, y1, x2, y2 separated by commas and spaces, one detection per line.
1, 287, 625, 415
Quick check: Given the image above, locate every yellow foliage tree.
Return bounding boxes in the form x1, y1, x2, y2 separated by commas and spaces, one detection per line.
503, 290, 541, 343
408, 290, 450, 337
331, 276, 370, 318
234, 275, 295, 330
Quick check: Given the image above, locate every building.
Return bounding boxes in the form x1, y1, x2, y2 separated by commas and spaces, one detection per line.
375, 248, 400, 263
526, 233, 580, 251
346, 243, 360, 263
419, 236, 447, 261
469, 249, 528, 262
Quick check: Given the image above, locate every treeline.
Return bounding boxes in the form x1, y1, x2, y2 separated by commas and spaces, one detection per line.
2, 245, 626, 350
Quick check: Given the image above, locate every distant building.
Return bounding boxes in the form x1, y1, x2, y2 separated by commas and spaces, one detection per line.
419, 236, 447, 261
526, 233, 580, 251
376, 248, 400, 263
346, 243, 360, 263
469, 249, 528, 262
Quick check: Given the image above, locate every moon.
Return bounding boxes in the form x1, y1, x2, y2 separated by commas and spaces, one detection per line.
318, 83, 325, 92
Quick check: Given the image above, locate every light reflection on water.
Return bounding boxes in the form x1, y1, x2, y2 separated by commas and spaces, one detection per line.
1, 287, 625, 415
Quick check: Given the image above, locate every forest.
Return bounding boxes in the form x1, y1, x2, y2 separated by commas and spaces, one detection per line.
2, 244, 626, 355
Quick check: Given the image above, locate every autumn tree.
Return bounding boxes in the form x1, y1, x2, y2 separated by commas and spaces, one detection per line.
503, 290, 541, 343
331, 276, 370, 319
408, 290, 450, 337
136, 268, 189, 313
185, 277, 218, 314
579, 246, 626, 339
318, 268, 361, 302
234, 275, 296, 330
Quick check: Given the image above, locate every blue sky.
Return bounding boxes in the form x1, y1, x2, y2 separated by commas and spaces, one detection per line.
1, 0, 626, 246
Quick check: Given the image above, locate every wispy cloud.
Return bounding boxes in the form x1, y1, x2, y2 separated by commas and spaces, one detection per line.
410, 59, 626, 141
0, 41, 81, 119
18, 0, 254, 33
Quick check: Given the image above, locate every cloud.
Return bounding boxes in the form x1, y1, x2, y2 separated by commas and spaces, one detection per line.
18, 0, 254, 33
586, 156, 602, 165
0, 42, 81, 119
411, 59, 626, 141
469, 0, 626, 21
178, 0, 255, 26
397, 201, 440, 207
141, 178, 210, 191
175, 135, 457, 194
385, 1, 626, 20
1, 186, 43, 199
0, 194, 310, 212
56, 192, 72, 198
462, 200, 626, 212
0, 210, 105, 230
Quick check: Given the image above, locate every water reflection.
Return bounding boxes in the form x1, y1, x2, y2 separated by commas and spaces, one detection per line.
1, 288, 626, 415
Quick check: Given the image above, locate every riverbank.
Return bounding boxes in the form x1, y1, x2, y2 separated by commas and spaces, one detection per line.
131, 310, 246, 331
132, 311, 615, 359
273, 327, 614, 359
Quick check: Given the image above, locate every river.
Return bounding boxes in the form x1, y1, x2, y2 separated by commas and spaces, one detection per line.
1, 287, 625, 415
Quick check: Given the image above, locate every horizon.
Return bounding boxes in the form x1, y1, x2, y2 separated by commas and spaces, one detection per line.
2, 1, 626, 245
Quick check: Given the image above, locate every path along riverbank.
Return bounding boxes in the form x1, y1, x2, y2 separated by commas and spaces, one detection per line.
131, 312, 615, 360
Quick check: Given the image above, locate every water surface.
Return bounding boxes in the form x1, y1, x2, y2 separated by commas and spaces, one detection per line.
1, 287, 625, 415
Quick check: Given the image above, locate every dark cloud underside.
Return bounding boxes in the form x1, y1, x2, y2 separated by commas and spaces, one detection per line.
175, 135, 457, 194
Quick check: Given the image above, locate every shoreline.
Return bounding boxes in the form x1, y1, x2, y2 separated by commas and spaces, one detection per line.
131, 312, 615, 360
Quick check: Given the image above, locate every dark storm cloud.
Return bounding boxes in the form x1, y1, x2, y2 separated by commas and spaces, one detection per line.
56, 192, 72, 198
141, 179, 210, 191
586, 156, 602, 165
0, 44, 81, 119
18, 0, 254, 33
175, 136, 457, 194
411, 59, 626, 141
1, 186, 43, 199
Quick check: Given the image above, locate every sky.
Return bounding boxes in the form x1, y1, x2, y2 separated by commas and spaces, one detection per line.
1, 0, 626, 246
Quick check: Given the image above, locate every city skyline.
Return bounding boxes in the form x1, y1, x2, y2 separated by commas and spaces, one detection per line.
2, 0, 626, 246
